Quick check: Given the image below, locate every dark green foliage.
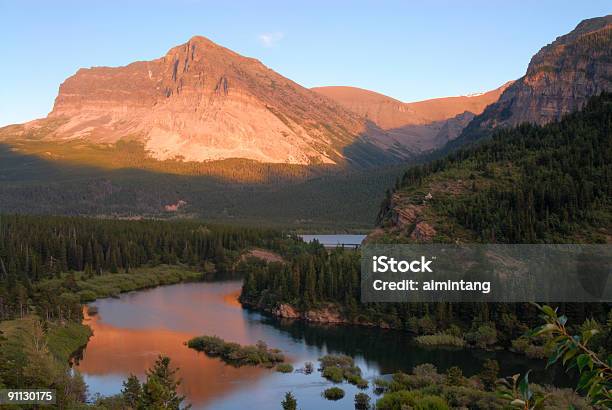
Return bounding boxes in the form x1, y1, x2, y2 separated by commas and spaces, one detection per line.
379, 92, 612, 243
318, 354, 366, 386
241, 94, 612, 354
241, 245, 362, 313
0, 317, 89, 408
96, 356, 188, 409
479, 359, 499, 391
354, 392, 371, 410
445, 366, 464, 386
275, 363, 294, 373
322, 387, 345, 400
464, 323, 497, 348
141, 355, 186, 409
528, 303, 612, 406
281, 391, 297, 410
0, 139, 407, 230
187, 335, 285, 367
121, 374, 142, 409
241, 237, 609, 347
0, 214, 287, 322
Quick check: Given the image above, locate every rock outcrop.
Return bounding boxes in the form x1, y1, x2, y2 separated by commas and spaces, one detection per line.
456, 15, 612, 144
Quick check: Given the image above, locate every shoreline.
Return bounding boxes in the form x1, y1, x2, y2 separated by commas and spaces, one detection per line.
59, 266, 207, 365
240, 298, 524, 353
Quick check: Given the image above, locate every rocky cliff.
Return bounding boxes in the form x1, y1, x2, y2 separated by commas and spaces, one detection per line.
455, 15, 612, 145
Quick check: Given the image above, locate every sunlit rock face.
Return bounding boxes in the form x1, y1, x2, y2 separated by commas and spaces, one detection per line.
46, 36, 374, 165
463, 15, 612, 133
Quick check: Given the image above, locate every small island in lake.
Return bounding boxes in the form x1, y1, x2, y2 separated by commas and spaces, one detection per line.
187, 335, 285, 368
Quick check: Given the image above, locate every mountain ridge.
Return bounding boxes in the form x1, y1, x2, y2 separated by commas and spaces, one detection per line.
450, 14, 612, 148
1, 35, 510, 168
312, 82, 511, 152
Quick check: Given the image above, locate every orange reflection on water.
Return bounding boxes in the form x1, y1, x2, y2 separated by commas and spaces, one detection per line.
222, 289, 242, 308
77, 294, 267, 407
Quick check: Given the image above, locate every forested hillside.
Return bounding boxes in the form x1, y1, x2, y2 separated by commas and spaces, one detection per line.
377, 92, 612, 243
0, 142, 406, 229
241, 94, 612, 354
0, 215, 290, 321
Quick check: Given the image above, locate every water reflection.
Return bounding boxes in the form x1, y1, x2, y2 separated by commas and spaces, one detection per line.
78, 289, 265, 407
76, 280, 570, 409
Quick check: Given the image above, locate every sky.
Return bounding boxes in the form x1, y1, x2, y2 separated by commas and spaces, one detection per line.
0, 1, 610, 126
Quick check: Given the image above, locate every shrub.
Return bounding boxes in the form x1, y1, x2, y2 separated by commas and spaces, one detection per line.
322, 367, 344, 383
79, 290, 98, 303
417, 316, 437, 334
445, 366, 463, 386
373, 377, 389, 394
319, 354, 362, 383
276, 363, 294, 373
354, 392, 371, 410
376, 391, 449, 410
323, 387, 345, 401
479, 359, 499, 391
356, 378, 369, 389
465, 323, 497, 348
414, 395, 449, 410
415, 333, 465, 347
511, 336, 550, 359
187, 335, 285, 367
319, 354, 354, 369
376, 390, 422, 409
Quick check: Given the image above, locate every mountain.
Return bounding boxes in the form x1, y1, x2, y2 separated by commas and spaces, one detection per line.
312, 83, 510, 152
0, 35, 511, 169
453, 15, 612, 146
1, 36, 398, 166
374, 93, 612, 244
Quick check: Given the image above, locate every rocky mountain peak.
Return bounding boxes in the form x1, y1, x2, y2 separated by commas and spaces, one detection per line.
455, 14, 612, 142
37, 36, 378, 165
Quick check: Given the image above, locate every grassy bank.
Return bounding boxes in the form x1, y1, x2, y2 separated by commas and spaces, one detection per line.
0, 265, 206, 407
415, 333, 466, 348
0, 316, 93, 407
0, 316, 92, 363
35, 264, 206, 303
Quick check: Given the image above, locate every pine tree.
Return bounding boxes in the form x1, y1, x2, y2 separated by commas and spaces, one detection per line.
281, 391, 297, 410
480, 359, 499, 391
122, 374, 142, 409
140, 355, 186, 410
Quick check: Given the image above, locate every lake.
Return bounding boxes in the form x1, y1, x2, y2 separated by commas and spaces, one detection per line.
76, 278, 570, 409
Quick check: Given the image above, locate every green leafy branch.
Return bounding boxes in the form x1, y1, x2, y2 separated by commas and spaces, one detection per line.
497, 370, 548, 410
527, 303, 612, 407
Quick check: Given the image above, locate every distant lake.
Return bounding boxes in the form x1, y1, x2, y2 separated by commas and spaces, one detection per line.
75, 279, 570, 409
300, 234, 367, 247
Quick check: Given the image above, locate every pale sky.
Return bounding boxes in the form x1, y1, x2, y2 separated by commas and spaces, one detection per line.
0, 0, 610, 126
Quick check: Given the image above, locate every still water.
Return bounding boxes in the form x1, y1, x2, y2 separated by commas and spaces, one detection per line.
76, 279, 569, 409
